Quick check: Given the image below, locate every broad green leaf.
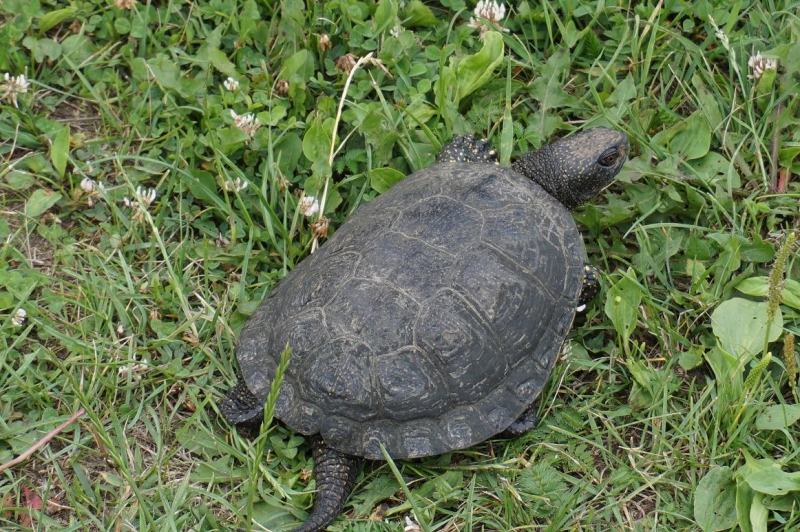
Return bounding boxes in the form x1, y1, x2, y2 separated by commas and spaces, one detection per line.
754, 404, 800, 430
693, 152, 741, 189
735, 277, 800, 311
403, 0, 439, 27
703, 346, 739, 384
273, 133, 303, 176
199, 46, 238, 78
743, 463, 800, 496
61, 34, 96, 64
456, 31, 504, 101
5, 171, 35, 190
216, 127, 251, 148
711, 298, 783, 361
740, 238, 775, 263
278, 50, 314, 81
692, 74, 723, 131
762, 493, 800, 511
736, 481, 755, 532
369, 167, 405, 194
678, 348, 704, 370
755, 66, 777, 102
302, 117, 334, 177
26, 189, 63, 217
374, 0, 397, 35
669, 111, 711, 160
23, 36, 62, 62
604, 268, 641, 343
695, 467, 738, 532
257, 105, 287, 127
251, 501, 297, 530
530, 49, 576, 108
38, 6, 77, 32
303, 117, 332, 162
145, 55, 183, 94
51, 125, 69, 178
434, 65, 458, 123
352, 475, 400, 516
184, 169, 221, 204
606, 73, 636, 105
782, 43, 800, 95
750, 492, 768, 532
114, 17, 132, 34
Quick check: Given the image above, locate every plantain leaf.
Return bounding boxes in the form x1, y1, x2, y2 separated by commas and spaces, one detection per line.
694, 467, 738, 532
456, 31, 504, 101
51, 125, 70, 178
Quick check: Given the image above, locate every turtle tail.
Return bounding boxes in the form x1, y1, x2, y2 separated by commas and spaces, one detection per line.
290, 437, 362, 532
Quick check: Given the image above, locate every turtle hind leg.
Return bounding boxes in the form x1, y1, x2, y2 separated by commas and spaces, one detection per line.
499, 403, 540, 438
219, 379, 264, 433
290, 437, 362, 532
437, 135, 499, 164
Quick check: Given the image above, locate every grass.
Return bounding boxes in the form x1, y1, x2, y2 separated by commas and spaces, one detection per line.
1, 0, 799, 530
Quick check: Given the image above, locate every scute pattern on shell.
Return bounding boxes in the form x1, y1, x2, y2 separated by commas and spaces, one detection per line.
237, 163, 584, 459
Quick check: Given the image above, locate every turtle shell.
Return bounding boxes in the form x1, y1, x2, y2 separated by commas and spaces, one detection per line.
236, 162, 584, 459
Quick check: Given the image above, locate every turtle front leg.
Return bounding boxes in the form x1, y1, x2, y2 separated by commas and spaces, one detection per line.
219, 378, 264, 433
290, 437, 362, 532
577, 263, 601, 312
437, 135, 499, 164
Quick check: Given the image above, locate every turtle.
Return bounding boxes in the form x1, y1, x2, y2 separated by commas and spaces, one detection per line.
220, 126, 629, 532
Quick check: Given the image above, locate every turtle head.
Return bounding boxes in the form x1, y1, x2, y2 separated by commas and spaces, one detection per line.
512, 127, 629, 209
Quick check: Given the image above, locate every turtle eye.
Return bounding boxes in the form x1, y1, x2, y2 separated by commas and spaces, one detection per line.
598, 149, 619, 167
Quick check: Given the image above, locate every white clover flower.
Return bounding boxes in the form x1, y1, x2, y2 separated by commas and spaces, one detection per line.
230, 109, 261, 137
404, 516, 421, 532
117, 323, 125, 334
318, 33, 331, 52
135, 186, 157, 206
115, 0, 136, 8
118, 354, 150, 381
11, 308, 27, 327
224, 177, 249, 192
223, 77, 240, 92
299, 195, 320, 217
310, 216, 330, 239
748, 51, 778, 81
1, 73, 30, 108
125, 186, 157, 221
390, 24, 402, 38
80, 177, 95, 193
469, 0, 509, 37
335, 53, 358, 75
